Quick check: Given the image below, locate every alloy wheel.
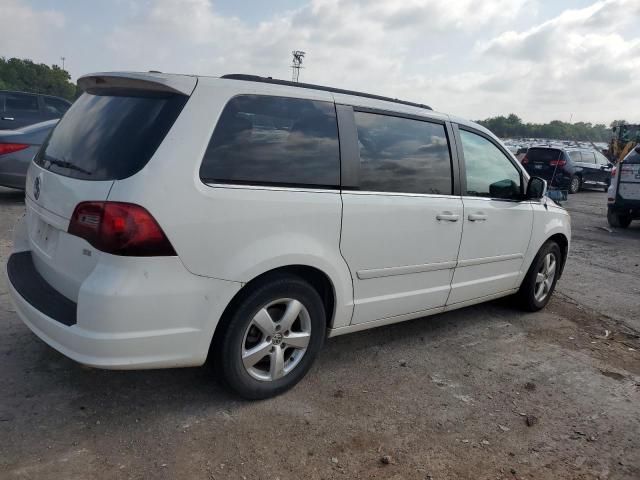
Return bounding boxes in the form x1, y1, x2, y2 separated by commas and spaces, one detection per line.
241, 298, 312, 381
570, 177, 580, 193
534, 253, 557, 302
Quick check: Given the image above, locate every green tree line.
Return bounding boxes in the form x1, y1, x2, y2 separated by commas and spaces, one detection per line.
476, 113, 621, 142
0, 57, 77, 101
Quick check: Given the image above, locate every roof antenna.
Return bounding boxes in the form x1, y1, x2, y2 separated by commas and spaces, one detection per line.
291, 51, 305, 83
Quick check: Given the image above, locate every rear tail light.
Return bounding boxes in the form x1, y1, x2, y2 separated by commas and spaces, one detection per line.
521, 155, 528, 165
0, 143, 29, 155
611, 166, 617, 178
549, 159, 566, 167
68, 202, 176, 256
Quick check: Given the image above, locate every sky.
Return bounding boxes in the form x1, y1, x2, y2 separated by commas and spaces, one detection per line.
1, 0, 639, 124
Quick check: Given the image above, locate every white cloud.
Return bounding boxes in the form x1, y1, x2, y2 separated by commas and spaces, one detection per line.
473, 0, 640, 121
0, 0, 65, 62
1, 0, 639, 123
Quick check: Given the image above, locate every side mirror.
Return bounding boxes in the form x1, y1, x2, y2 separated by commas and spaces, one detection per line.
526, 176, 547, 200
489, 179, 520, 199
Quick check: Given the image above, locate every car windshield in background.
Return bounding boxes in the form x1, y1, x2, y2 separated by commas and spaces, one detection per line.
526, 148, 562, 163
34, 89, 187, 181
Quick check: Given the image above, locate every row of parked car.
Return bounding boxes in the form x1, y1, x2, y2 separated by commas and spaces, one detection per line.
0, 90, 71, 189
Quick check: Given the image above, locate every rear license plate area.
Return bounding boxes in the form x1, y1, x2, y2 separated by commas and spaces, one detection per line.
29, 215, 59, 256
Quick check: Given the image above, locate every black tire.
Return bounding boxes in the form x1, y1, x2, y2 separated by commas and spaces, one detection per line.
569, 175, 581, 194
212, 274, 326, 400
607, 209, 632, 228
517, 241, 562, 312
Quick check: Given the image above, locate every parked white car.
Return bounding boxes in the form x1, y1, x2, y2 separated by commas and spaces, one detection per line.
7, 72, 571, 398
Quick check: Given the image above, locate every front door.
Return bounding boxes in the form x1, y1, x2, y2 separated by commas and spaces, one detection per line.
578, 150, 602, 185
448, 127, 533, 304
340, 109, 463, 324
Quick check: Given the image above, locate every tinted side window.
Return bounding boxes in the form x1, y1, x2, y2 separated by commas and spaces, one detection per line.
354, 112, 452, 194
582, 151, 596, 164
43, 97, 70, 116
595, 151, 610, 165
568, 151, 582, 163
459, 129, 521, 199
5, 93, 38, 112
200, 95, 339, 187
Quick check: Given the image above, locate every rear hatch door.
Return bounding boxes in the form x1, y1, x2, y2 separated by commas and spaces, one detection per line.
619, 149, 640, 201
24, 72, 194, 302
524, 147, 564, 180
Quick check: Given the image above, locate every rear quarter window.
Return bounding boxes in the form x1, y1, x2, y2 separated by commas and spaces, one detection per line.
200, 95, 340, 188
34, 89, 187, 181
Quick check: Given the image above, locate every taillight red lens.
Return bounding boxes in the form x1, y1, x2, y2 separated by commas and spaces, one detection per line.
68, 202, 176, 256
549, 159, 566, 167
0, 143, 29, 155
611, 166, 617, 178
521, 155, 528, 164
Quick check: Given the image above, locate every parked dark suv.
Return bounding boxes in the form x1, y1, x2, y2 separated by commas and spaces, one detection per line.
0, 90, 71, 130
522, 146, 612, 194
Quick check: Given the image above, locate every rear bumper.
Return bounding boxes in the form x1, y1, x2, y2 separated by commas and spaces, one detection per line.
6, 250, 242, 369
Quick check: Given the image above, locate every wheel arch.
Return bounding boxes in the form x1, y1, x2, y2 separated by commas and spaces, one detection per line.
213, 264, 339, 347
547, 233, 569, 278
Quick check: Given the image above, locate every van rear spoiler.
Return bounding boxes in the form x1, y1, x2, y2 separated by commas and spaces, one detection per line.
78, 72, 197, 96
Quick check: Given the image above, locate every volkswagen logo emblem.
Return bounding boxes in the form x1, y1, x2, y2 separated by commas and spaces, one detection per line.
34, 176, 41, 200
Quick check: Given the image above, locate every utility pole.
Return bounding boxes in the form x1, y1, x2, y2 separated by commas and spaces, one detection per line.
291, 51, 305, 83
60, 56, 66, 70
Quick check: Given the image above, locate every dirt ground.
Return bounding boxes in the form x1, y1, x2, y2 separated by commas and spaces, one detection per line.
1, 187, 638, 480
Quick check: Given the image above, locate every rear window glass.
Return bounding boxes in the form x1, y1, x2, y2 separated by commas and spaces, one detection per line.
200, 95, 340, 188
34, 89, 187, 181
527, 148, 563, 163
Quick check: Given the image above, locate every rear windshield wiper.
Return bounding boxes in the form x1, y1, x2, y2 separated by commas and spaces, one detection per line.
45, 158, 92, 176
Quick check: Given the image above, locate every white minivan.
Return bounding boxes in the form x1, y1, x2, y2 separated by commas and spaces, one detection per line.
7, 72, 571, 398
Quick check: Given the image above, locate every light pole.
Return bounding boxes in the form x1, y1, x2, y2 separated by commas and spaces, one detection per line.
61, 56, 66, 70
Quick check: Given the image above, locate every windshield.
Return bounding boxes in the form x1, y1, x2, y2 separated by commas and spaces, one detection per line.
34, 89, 187, 181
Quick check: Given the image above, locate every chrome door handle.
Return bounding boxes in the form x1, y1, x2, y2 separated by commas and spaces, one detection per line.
436, 212, 460, 222
1, 117, 15, 121
468, 213, 488, 222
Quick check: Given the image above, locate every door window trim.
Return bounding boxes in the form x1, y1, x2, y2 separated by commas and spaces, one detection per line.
454, 124, 527, 202
337, 104, 460, 196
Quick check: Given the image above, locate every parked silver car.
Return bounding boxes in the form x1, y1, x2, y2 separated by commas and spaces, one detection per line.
0, 119, 57, 189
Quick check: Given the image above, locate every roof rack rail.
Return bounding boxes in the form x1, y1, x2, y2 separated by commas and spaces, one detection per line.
221, 74, 432, 111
